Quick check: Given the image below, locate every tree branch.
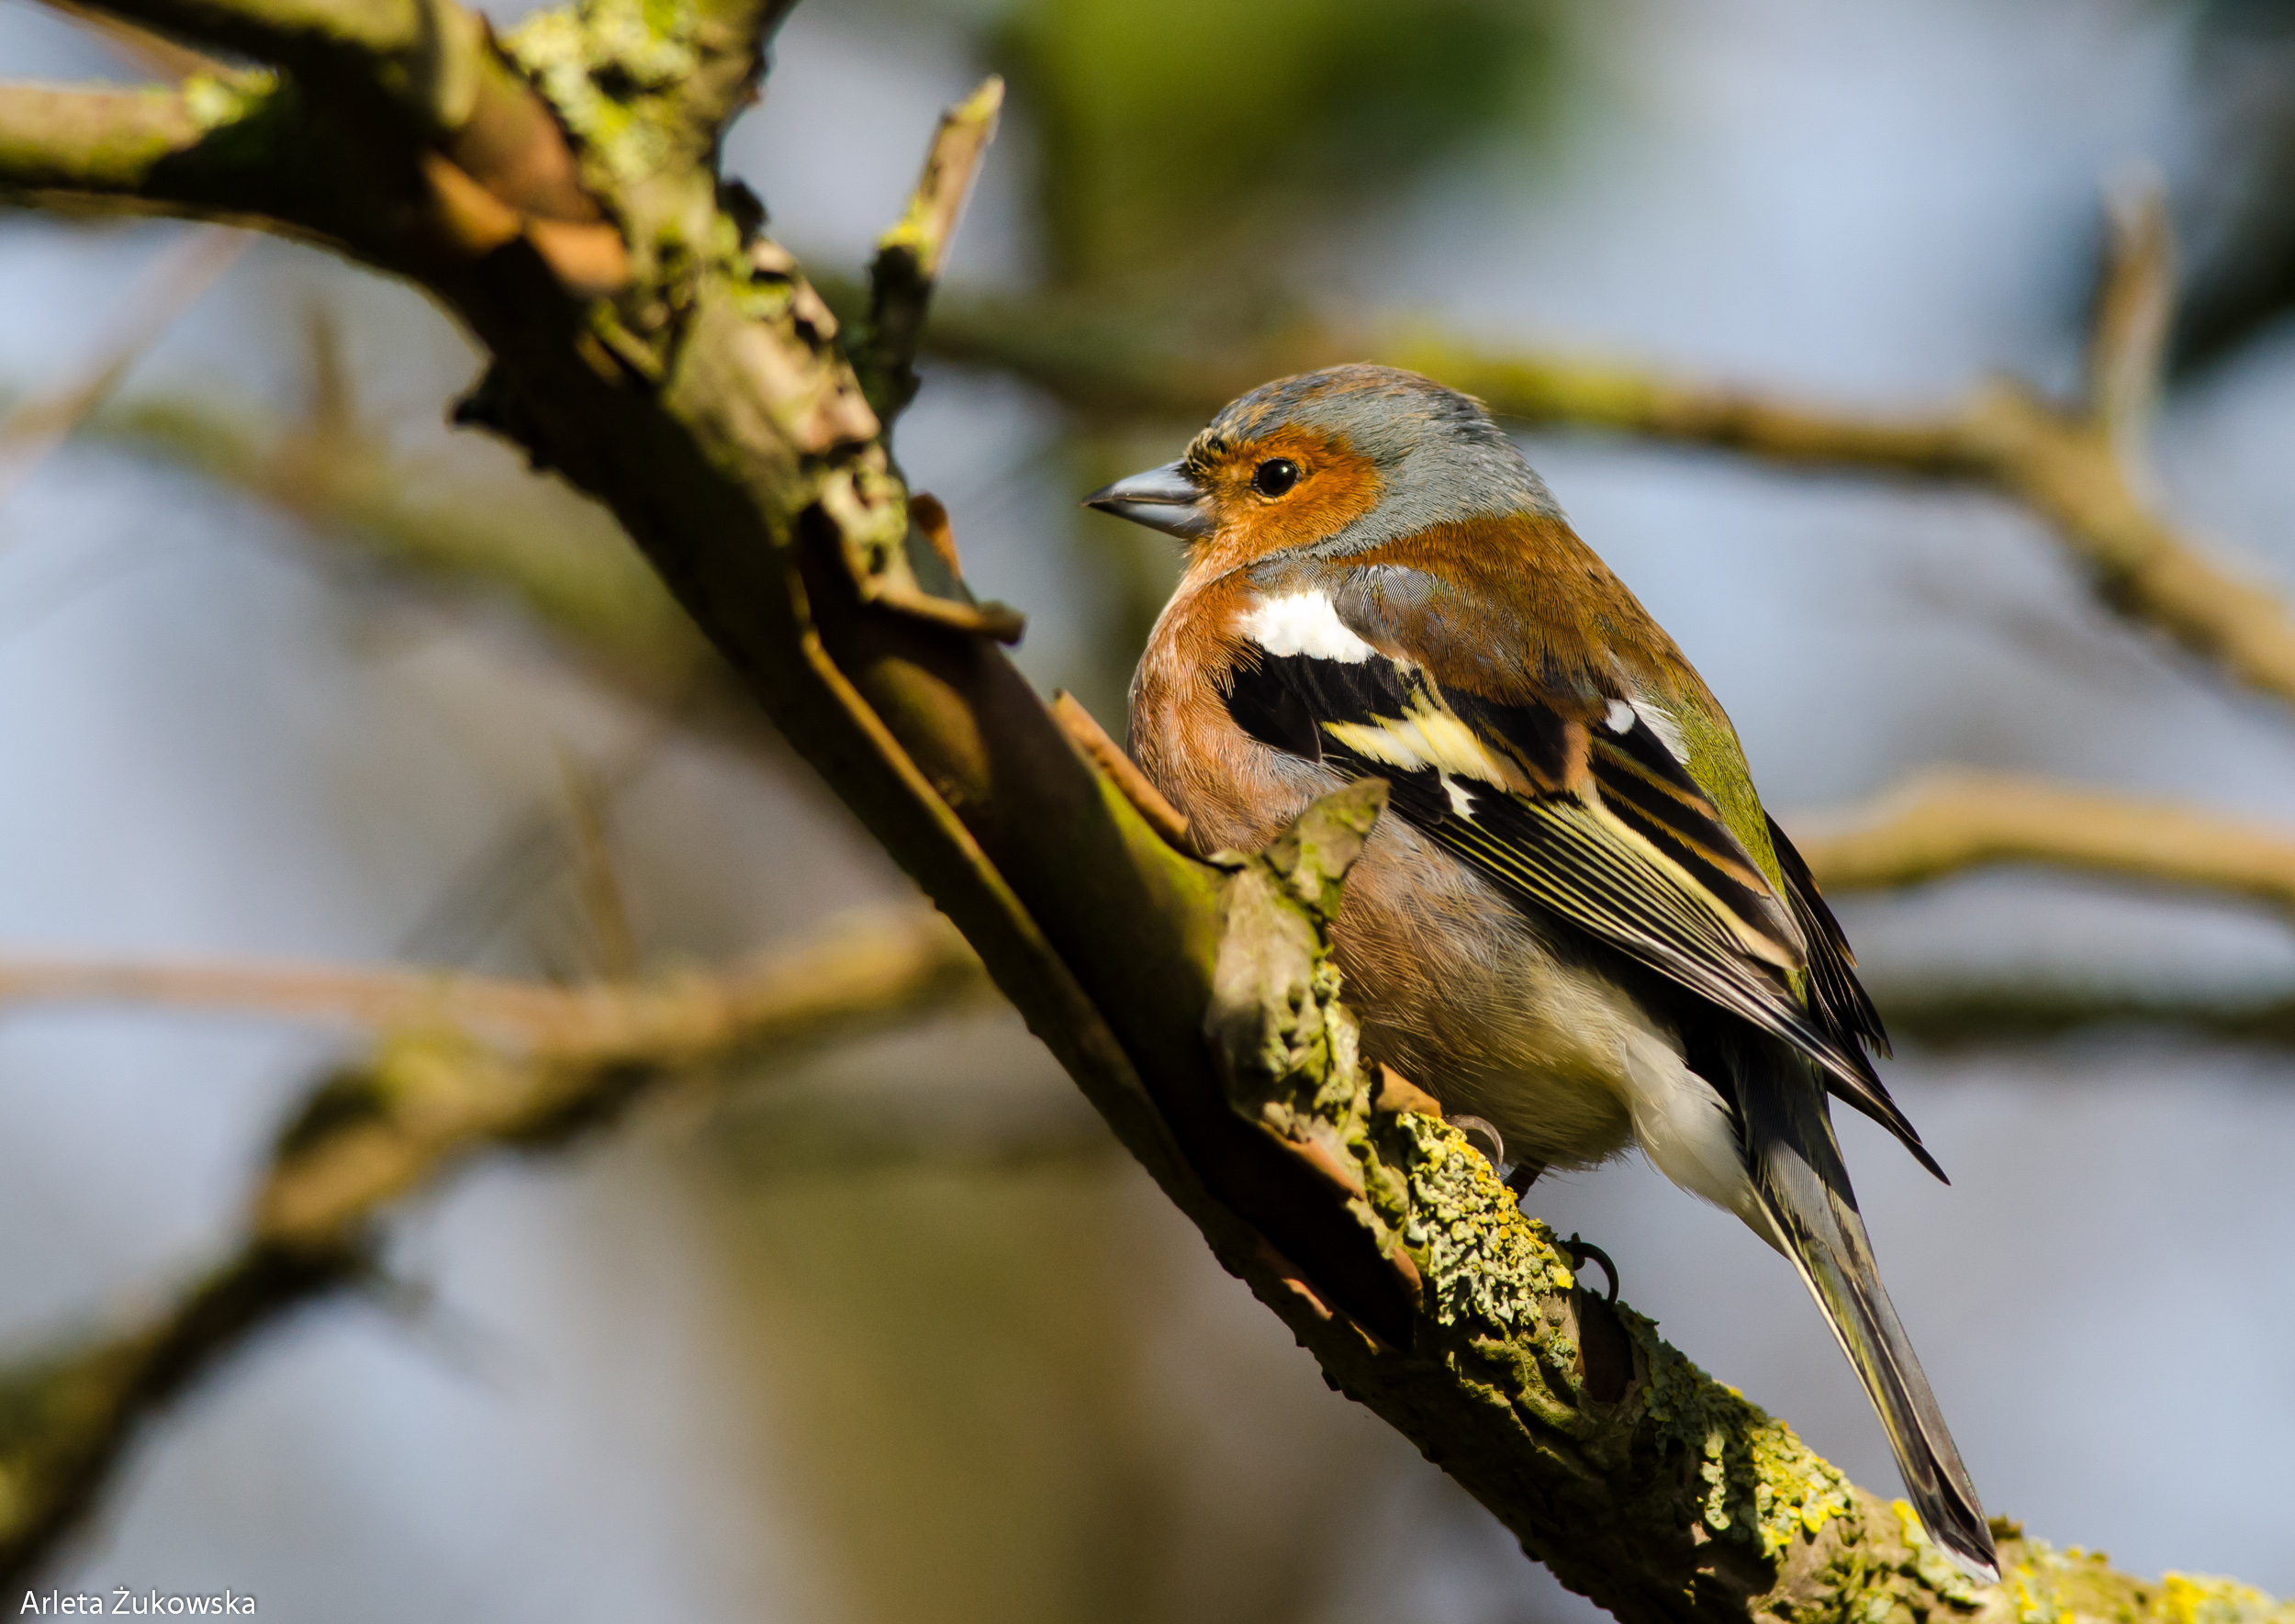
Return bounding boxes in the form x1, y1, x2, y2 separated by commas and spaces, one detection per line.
0, 79, 327, 236
20, 0, 630, 287
896, 192, 2295, 712
0, 909, 986, 1584
82, 0, 493, 135
1790, 768, 2295, 921
1873, 981, 2295, 1051
852, 74, 1002, 426
5, 6, 2285, 1617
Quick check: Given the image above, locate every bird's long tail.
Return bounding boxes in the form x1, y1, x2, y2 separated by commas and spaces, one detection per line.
1742, 1081, 1998, 1583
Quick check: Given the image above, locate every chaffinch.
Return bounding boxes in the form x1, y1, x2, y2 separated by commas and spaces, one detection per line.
1087, 364, 1995, 1581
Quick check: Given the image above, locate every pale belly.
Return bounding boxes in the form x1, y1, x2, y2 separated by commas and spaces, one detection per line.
1133, 688, 1758, 1219
1334, 814, 1653, 1170
1335, 818, 1768, 1234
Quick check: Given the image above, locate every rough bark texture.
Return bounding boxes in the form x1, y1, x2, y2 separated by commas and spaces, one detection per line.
2, 6, 2289, 1620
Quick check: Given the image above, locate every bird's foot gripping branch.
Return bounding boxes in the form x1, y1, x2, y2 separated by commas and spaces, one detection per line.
1, 0, 2292, 1618
1207, 791, 2295, 1624
1201, 783, 1987, 1622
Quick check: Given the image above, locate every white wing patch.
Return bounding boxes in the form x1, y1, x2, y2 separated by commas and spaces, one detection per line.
1630, 698, 1690, 763
1603, 699, 1637, 734
1441, 773, 1476, 816
1239, 591, 1377, 663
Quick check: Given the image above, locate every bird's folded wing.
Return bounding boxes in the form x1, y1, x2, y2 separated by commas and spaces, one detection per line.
1223, 577, 1935, 1176
1766, 811, 1892, 1061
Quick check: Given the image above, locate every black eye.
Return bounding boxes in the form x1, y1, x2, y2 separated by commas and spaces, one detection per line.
1251, 457, 1301, 498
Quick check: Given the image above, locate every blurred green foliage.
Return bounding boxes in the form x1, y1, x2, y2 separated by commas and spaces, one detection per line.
991, 0, 1562, 291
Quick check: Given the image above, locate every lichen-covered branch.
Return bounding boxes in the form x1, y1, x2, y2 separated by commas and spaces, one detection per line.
3, 3, 2284, 1617
1790, 768, 2295, 921
0, 910, 987, 1584
1184, 785, 2288, 1624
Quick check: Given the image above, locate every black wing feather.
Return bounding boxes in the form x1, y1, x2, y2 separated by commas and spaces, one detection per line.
1584, 714, 1805, 958
1766, 812, 1892, 1061
1225, 645, 1942, 1180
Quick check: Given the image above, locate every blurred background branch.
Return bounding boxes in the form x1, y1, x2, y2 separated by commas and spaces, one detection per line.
79, 376, 745, 724
869, 178, 2295, 711
0, 226, 242, 508
0, 908, 989, 1585
1791, 767, 2295, 1052
3, 0, 2295, 1616
35, 0, 222, 79
1793, 768, 2295, 920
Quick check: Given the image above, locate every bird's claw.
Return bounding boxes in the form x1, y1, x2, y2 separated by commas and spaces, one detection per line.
1451, 1114, 1547, 1204
1561, 1233, 1619, 1305
1450, 1114, 1507, 1174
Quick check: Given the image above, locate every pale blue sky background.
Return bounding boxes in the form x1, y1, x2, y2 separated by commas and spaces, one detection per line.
2, 0, 2292, 1617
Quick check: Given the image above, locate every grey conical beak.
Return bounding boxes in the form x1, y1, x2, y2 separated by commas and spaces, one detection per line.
1082, 460, 1212, 540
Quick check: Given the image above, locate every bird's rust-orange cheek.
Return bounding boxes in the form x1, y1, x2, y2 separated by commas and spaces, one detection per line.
1199, 428, 1383, 568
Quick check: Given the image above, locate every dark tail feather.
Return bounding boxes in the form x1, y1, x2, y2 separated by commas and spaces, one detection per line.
1746, 1083, 1998, 1583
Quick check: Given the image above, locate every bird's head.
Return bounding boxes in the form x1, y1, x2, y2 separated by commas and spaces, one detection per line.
1083, 364, 1560, 566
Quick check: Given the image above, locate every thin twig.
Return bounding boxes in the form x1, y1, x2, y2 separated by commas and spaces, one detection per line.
556, 749, 639, 978
0, 910, 986, 1058
0, 227, 246, 511
853, 76, 1004, 424
2087, 173, 2174, 479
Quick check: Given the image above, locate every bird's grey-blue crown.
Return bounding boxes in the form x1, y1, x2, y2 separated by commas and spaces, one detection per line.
1205, 364, 1562, 556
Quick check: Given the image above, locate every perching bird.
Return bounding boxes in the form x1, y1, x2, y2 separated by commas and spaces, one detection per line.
1087, 364, 1996, 1581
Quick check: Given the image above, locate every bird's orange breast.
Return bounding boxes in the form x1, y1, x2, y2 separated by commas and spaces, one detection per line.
1129, 565, 1329, 856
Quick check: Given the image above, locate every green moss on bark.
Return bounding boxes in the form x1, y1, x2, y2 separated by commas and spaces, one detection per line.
503, 0, 700, 186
